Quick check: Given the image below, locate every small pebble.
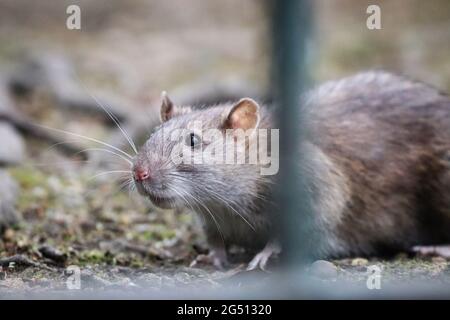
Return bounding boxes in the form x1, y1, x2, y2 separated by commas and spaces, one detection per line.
0, 123, 25, 165
3, 228, 15, 241
31, 187, 48, 199
174, 272, 193, 284
137, 273, 162, 288
161, 275, 176, 288
47, 176, 62, 193
309, 260, 338, 280
395, 253, 409, 260
431, 256, 447, 264
351, 258, 369, 266
38, 245, 67, 263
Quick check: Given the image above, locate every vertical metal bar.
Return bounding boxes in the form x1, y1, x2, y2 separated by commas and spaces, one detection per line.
271, 0, 313, 268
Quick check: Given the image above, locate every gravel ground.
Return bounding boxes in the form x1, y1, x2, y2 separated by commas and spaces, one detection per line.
1, 160, 450, 297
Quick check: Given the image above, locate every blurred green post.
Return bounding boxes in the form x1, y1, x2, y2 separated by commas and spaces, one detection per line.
271, 0, 314, 268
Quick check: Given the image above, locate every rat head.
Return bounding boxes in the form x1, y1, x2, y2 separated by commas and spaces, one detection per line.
133, 92, 267, 210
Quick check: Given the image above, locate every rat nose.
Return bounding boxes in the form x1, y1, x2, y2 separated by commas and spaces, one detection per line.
134, 166, 150, 181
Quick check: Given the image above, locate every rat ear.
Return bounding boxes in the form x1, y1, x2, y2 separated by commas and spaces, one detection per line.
160, 91, 191, 122
224, 98, 261, 131
160, 91, 175, 122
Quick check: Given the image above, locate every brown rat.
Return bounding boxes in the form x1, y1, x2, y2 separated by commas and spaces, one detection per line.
133, 71, 450, 269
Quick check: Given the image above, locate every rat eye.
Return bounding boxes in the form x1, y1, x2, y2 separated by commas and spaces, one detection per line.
185, 132, 201, 149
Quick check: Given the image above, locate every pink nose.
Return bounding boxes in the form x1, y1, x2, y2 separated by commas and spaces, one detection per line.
134, 167, 150, 181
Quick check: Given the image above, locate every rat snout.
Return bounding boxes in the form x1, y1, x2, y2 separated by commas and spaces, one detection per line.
133, 165, 151, 182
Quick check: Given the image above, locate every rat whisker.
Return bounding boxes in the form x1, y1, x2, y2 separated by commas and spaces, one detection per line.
120, 178, 135, 193
167, 185, 197, 215
42, 139, 80, 153
118, 178, 131, 189
33, 158, 129, 170
167, 173, 257, 231
204, 189, 255, 231
88, 170, 131, 181
181, 191, 225, 246
73, 148, 133, 166
34, 124, 134, 160
74, 72, 138, 155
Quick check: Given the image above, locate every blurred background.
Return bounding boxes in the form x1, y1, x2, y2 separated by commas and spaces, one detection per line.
0, 0, 449, 295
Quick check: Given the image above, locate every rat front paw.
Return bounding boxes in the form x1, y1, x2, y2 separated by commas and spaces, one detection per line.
412, 245, 450, 258
190, 248, 229, 270
247, 241, 281, 271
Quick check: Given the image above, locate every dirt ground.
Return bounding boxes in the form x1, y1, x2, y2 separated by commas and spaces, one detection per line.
1, 0, 450, 298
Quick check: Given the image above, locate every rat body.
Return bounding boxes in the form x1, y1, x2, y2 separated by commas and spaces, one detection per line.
133, 71, 450, 269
